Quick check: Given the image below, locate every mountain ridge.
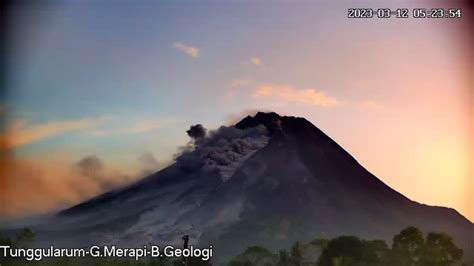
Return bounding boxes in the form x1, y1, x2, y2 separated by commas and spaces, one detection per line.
15, 112, 474, 263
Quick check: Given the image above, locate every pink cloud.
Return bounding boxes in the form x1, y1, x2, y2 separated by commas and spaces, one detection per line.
252, 84, 339, 107
0, 118, 96, 150
173, 42, 199, 58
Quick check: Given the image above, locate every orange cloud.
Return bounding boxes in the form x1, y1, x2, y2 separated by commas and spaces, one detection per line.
231, 79, 251, 88
173, 42, 199, 58
252, 84, 339, 107
0, 155, 98, 217
250, 57, 262, 66
225, 79, 252, 100
0, 118, 96, 150
0, 116, 176, 148
0, 153, 146, 218
91, 118, 175, 136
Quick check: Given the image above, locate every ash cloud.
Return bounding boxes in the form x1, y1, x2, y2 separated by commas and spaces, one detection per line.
186, 124, 207, 140
175, 124, 269, 180
77, 155, 104, 178
0, 154, 117, 218
0, 151, 163, 218
138, 152, 161, 176
74, 155, 130, 192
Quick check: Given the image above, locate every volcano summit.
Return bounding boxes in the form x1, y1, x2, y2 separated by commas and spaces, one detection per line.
20, 112, 474, 263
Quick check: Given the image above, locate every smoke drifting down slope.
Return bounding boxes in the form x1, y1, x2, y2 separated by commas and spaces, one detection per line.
176, 124, 269, 180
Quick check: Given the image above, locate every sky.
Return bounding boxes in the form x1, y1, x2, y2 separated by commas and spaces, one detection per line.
0, 1, 472, 221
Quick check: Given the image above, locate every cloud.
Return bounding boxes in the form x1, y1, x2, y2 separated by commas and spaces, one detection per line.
91, 118, 172, 136
0, 115, 176, 149
138, 152, 161, 176
173, 42, 199, 58
252, 84, 339, 107
0, 155, 84, 217
356, 100, 384, 111
76, 155, 104, 178
121, 120, 164, 134
0, 155, 107, 218
225, 79, 252, 100
231, 79, 251, 88
250, 57, 262, 66
74, 155, 129, 191
0, 118, 97, 150
0, 153, 138, 218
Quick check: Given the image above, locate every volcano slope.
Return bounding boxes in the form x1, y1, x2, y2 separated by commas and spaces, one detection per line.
28, 112, 474, 263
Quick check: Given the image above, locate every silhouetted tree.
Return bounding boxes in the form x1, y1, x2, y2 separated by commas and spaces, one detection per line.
16, 228, 35, 248
388, 226, 425, 266
289, 242, 302, 266
310, 238, 329, 250
317, 236, 388, 266
0, 227, 36, 265
318, 236, 362, 266
277, 249, 290, 266
360, 240, 389, 265
229, 246, 276, 266
419, 232, 463, 266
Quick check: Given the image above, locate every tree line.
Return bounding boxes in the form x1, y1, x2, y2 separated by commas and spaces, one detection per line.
229, 226, 463, 266
0, 226, 464, 266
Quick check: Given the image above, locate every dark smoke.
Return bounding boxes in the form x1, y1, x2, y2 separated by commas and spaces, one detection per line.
74, 155, 124, 191
77, 155, 104, 178
186, 124, 207, 140
176, 124, 269, 180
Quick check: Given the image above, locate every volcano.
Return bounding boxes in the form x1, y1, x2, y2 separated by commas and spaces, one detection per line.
26, 112, 474, 263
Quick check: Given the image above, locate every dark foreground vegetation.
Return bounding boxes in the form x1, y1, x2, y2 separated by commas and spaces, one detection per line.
0, 226, 463, 266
